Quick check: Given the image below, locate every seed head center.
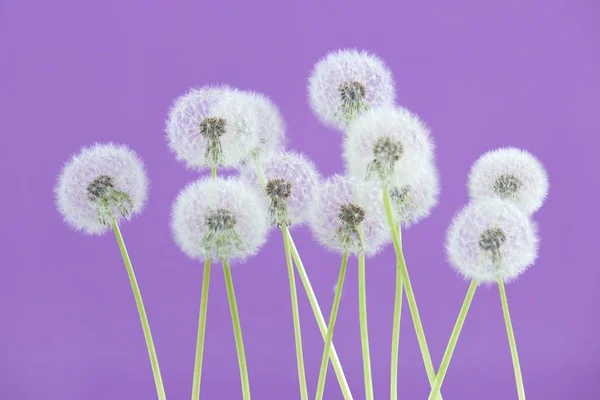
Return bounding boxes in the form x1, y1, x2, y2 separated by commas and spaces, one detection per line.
338, 203, 366, 227
266, 178, 292, 200
478, 228, 506, 253
493, 174, 522, 198
199, 117, 226, 139
205, 209, 237, 232
339, 81, 366, 102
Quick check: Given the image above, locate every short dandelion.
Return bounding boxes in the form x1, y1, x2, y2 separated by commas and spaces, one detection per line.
54, 143, 165, 400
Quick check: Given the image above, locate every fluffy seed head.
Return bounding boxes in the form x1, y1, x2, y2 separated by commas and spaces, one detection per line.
345, 106, 434, 185
241, 151, 320, 228
389, 161, 440, 228
166, 86, 261, 169
239, 91, 286, 160
55, 143, 149, 235
171, 177, 269, 263
308, 175, 389, 256
468, 147, 549, 214
308, 49, 396, 131
446, 199, 539, 283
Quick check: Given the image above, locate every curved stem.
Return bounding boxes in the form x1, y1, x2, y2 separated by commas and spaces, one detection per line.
223, 260, 251, 400
498, 278, 526, 400
287, 232, 353, 399
358, 253, 373, 400
427, 281, 478, 400
281, 225, 308, 400
315, 253, 349, 400
111, 220, 166, 400
191, 259, 212, 400
382, 187, 443, 400
390, 251, 404, 400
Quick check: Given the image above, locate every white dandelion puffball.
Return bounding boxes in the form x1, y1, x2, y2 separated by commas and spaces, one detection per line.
389, 161, 440, 228
241, 151, 320, 228
446, 199, 539, 283
55, 143, 149, 235
308, 175, 389, 257
171, 176, 269, 263
166, 86, 260, 170
308, 49, 396, 131
345, 105, 434, 186
240, 91, 286, 159
468, 147, 549, 214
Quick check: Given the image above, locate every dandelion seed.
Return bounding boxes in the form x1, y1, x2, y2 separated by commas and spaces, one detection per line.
55, 143, 149, 235
308, 49, 395, 131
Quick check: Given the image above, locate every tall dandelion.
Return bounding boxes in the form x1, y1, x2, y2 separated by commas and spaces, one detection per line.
308, 49, 396, 131
55, 143, 165, 400
172, 177, 269, 400
308, 175, 389, 400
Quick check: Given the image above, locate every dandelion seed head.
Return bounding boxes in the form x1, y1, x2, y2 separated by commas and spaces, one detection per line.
239, 91, 286, 160
166, 86, 260, 170
55, 143, 149, 235
345, 106, 434, 185
446, 199, 539, 283
308, 175, 389, 257
308, 49, 395, 131
171, 177, 269, 263
468, 147, 549, 214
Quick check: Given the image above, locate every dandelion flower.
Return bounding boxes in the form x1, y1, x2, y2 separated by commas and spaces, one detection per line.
389, 161, 440, 228
171, 176, 269, 262
308, 49, 395, 131
308, 175, 389, 256
242, 151, 320, 227
240, 91, 286, 160
468, 147, 549, 214
55, 143, 149, 235
446, 199, 539, 283
345, 105, 434, 186
166, 86, 260, 170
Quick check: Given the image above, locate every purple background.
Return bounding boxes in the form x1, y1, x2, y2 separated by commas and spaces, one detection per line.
1, 0, 599, 399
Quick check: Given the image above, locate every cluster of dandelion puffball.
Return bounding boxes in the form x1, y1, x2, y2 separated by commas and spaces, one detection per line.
446, 148, 548, 283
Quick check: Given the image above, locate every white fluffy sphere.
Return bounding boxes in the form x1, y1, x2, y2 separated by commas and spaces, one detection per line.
241, 151, 320, 228
344, 105, 434, 186
468, 147, 549, 214
308, 175, 389, 257
240, 91, 286, 160
446, 199, 539, 283
308, 49, 396, 131
55, 143, 149, 235
166, 86, 260, 170
171, 177, 269, 263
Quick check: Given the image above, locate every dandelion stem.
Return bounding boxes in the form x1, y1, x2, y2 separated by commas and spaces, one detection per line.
427, 281, 477, 400
280, 225, 308, 400
390, 233, 404, 400
111, 220, 166, 400
498, 278, 526, 400
191, 259, 211, 400
315, 252, 349, 400
358, 252, 373, 400
287, 232, 353, 399
223, 260, 251, 400
211, 166, 217, 180
382, 186, 443, 400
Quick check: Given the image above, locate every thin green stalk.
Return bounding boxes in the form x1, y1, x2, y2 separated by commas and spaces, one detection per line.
191, 259, 212, 400
287, 232, 353, 400
111, 220, 166, 400
211, 166, 217, 180
498, 278, 526, 400
223, 260, 251, 400
282, 225, 308, 400
358, 252, 373, 400
427, 281, 478, 400
315, 253, 349, 400
390, 253, 403, 400
382, 187, 443, 400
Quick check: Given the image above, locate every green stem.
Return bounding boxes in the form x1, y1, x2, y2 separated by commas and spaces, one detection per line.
223, 260, 251, 400
390, 248, 404, 400
111, 220, 166, 400
498, 278, 526, 400
382, 187, 443, 400
315, 252, 349, 400
211, 166, 217, 179
191, 259, 212, 400
287, 232, 353, 399
358, 252, 373, 400
427, 281, 478, 400
281, 225, 308, 400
